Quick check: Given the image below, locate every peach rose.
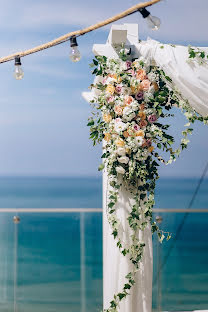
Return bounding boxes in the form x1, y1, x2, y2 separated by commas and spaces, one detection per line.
152, 82, 159, 91
148, 146, 154, 153
103, 113, 112, 123
140, 103, 146, 111
124, 96, 134, 106
123, 131, 129, 138
109, 74, 117, 80
136, 69, 147, 81
138, 111, 146, 120
140, 120, 148, 128
104, 133, 111, 142
114, 105, 123, 116
117, 76, 122, 83
140, 79, 151, 91
135, 130, 145, 137
106, 84, 115, 95
115, 139, 125, 147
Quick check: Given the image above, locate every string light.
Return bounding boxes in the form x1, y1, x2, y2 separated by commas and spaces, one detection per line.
0, 0, 162, 78
69, 36, 81, 62
14, 56, 24, 80
139, 8, 161, 30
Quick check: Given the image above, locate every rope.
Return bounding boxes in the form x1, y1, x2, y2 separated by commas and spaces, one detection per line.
153, 159, 208, 286
0, 0, 161, 64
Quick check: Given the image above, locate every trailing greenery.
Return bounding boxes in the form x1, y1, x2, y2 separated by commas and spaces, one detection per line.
87, 50, 208, 312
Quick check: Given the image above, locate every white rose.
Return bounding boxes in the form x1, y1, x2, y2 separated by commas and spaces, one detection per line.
116, 147, 126, 156
135, 136, 144, 147
114, 120, 127, 133
118, 156, 129, 164
105, 77, 116, 84
116, 166, 125, 174
122, 87, 131, 96
123, 106, 136, 121
130, 100, 139, 111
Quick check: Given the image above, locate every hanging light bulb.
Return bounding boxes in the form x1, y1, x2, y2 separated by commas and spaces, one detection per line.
139, 8, 161, 31
69, 36, 81, 62
14, 56, 24, 80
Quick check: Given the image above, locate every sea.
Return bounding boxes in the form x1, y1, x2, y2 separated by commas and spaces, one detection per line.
0, 176, 207, 312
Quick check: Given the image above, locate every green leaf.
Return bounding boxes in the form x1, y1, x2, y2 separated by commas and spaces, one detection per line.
108, 202, 115, 208
87, 120, 94, 126
118, 293, 126, 300
165, 75, 172, 82
110, 300, 117, 308
98, 163, 105, 171
124, 283, 131, 290
93, 59, 98, 65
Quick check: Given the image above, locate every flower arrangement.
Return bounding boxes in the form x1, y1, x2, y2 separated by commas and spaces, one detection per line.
87, 49, 208, 312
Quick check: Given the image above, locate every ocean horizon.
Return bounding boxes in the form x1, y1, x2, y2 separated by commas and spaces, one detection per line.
0, 175, 207, 209
0, 176, 207, 311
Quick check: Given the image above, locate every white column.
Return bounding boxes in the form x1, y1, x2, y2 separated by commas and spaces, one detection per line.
103, 170, 153, 312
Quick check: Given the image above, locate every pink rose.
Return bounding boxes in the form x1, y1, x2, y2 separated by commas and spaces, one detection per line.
115, 84, 123, 94
148, 115, 157, 123
140, 79, 151, 91
107, 96, 115, 103
114, 105, 123, 116
126, 61, 132, 70
135, 91, 144, 101
134, 124, 140, 131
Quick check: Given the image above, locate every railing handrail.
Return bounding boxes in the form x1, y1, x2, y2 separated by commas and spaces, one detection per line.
0, 208, 208, 213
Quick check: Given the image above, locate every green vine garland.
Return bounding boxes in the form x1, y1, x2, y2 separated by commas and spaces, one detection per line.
87, 48, 208, 312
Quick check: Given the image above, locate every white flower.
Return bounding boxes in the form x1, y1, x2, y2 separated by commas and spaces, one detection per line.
148, 72, 157, 82
122, 87, 131, 96
118, 156, 129, 164
116, 166, 125, 174
135, 136, 144, 147
130, 100, 139, 111
114, 118, 127, 133
135, 150, 149, 161
123, 106, 136, 121
105, 77, 116, 84
116, 147, 126, 156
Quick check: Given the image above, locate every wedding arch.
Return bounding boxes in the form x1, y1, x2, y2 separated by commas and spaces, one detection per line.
83, 24, 208, 312
1, 0, 208, 311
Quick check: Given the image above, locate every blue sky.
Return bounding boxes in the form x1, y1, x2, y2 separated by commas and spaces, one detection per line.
0, 0, 208, 177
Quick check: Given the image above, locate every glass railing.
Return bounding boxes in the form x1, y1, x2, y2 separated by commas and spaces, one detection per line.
0, 208, 207, 312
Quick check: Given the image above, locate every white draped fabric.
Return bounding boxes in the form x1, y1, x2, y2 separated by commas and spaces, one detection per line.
103, 171, 153, 312
102, 39, 208, 312
135, 39, 208, 116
